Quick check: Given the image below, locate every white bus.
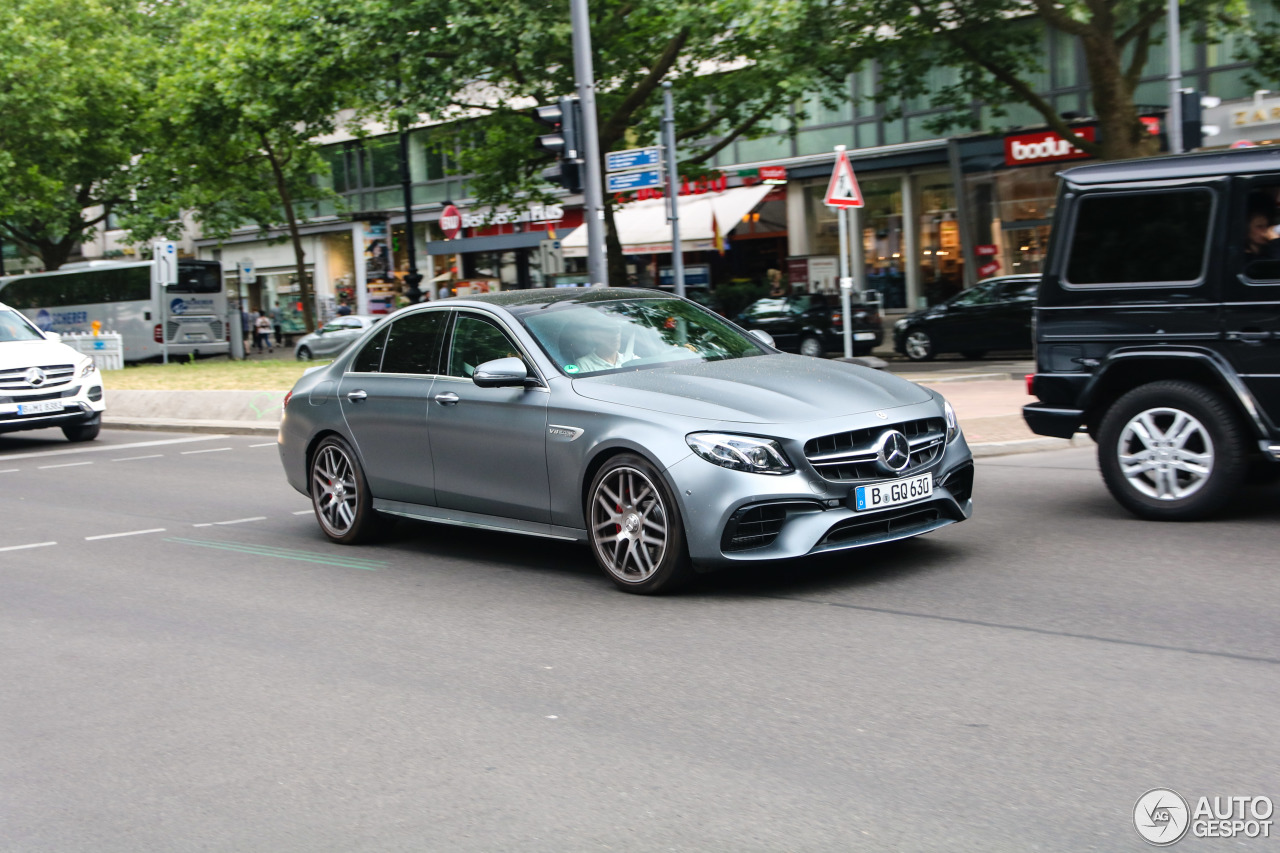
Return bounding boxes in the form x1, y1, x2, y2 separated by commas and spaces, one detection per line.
0, 259, 230, 361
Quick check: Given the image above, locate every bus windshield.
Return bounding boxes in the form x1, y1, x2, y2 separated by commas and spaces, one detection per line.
172, 263, 221, 293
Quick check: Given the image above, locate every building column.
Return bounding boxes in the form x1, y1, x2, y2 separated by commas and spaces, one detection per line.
352, 222, 369, 315
902, 172, 921, 311
786, 180, 810, 258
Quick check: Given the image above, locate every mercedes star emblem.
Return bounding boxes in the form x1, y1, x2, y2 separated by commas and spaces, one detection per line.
875, 429, 912, 474
24, 367, 47, 387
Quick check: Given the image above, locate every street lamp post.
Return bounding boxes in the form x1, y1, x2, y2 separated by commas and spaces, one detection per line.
399, 124, 423, 304
569, 0, 607, 286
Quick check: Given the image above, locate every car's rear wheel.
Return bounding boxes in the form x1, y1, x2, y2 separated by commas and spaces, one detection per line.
1097, 381, 1246, 520
61, 421, 100, 442
904, 329, 935, 361
310, 435, 390, 543
297, 346, 313, 361
799, 336, 824, 358
587, 454, 692, 594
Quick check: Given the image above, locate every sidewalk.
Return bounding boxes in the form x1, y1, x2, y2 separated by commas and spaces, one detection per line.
100, 371, 1087, 457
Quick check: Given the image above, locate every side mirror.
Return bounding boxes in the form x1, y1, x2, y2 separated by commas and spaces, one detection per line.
749, 329, 776, 348
472, 356, 531, 388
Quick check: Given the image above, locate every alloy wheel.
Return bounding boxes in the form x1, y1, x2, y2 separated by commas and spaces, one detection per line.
590, 466, 668, 584
312, 443, 359, 536
1117, 406, 1214, 501
905, 330, 932, 361
799, 337, 824, 358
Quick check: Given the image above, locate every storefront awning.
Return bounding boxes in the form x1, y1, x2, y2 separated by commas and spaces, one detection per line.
560, 184, 773, 257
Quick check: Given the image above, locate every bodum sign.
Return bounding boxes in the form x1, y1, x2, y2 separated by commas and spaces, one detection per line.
1003, 127, 1097, 166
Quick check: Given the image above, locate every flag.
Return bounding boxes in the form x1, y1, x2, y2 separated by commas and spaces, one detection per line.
711, 210, 725, 256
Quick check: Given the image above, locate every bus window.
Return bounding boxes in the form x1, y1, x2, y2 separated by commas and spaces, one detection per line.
173, 263, 222, 293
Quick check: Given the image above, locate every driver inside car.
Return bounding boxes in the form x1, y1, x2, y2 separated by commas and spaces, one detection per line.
569, 315, 637, 372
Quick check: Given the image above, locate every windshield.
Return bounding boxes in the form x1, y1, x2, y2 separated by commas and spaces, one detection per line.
519, 297, 767, 376
0, 309, 45, 342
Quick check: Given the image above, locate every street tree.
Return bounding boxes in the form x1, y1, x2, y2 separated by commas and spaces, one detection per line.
839, 0, 1243, 160
364, 0, 850, 285
134, 0, 365, 332
0, 0, 162, 270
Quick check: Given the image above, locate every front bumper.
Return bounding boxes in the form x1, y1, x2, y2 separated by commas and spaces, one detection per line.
0, 381, 105, 435
668, 426, 974, 570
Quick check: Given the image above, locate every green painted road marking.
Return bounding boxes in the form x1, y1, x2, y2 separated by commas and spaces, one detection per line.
165, 537, 387, 570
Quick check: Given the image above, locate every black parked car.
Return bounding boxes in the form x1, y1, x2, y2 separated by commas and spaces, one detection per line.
737, 292, 882, 357
893, 274, 1038, 361
1024, 148, 1280, 520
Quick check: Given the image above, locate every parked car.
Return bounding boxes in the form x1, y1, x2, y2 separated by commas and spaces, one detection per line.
737, 292, 883, 357
893, 274, 1039, 361
279, 288, 973, 594
653, 284, 718, 313
0, 301, 104, 442
1024, 148, 1280, 519
294, 314, 382, 360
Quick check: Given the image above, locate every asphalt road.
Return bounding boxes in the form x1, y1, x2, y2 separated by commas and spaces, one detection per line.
2, 427, 1278, 851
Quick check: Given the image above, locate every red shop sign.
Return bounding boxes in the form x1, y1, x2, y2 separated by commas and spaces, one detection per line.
978, 260, 1002, 278
974, 244, 999, 257
1004, 127, 1096, 166
440, 204, 463, 240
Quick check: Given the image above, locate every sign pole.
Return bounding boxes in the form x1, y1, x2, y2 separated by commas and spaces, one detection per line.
662, 82, 684, 299
824, 144, 865, 359
570, 0, 607, 286
837, 204, 853, 359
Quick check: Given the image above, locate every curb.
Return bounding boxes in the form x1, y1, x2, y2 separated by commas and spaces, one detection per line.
969, 434, 1092, 457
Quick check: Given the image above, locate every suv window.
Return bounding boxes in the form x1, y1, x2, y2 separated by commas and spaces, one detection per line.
380, 310, 449, 375
1065, 189, 1213, 286
1241, 184, 1280, 285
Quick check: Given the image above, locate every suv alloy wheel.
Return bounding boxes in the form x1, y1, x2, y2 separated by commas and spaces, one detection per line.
1096, 381, 1248, 520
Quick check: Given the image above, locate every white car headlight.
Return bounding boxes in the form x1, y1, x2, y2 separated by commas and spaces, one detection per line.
77, 358, 97, 378
686, 433, 794, 475
944, 400, 960, 443
894, 318, 910, 330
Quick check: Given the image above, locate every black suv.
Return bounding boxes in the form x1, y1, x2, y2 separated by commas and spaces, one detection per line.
737, 292, 883, 357
1024, 149, 1280, 519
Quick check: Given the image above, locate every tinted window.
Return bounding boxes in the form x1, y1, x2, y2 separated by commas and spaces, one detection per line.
446, 315, 522, 378
351, 326, 389, 372
172, 262, 221, 293
380, 310, 449, 374
1066, 190, 1213, 285
951, 283, 996, 306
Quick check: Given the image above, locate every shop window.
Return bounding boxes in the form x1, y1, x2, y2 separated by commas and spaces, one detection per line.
736, 134, 792, 163
1052, 29, 1079, 88
381, 310, 450, 375
797, 126, 855, 156
1065, 189, 1213, 286
364, 137, 401, 188
800, 88, 853, 126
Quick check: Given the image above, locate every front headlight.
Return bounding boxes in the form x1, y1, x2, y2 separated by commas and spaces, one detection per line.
894, 318, 910, 330
944, 400, 960, 443
77, 358, 97, 378
686, 433, 795, 475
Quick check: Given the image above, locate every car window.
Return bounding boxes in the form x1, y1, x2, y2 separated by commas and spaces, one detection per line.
321, 320, 346, 333
742, 298, 788, 319
951, 284, 995, 306
1239, 184, 1280, 285
446, 314, 523, 378
1065, 189, 1213, 286
380, 310, 449, 375
350, 325, 389, 372
0, 309, 44, 342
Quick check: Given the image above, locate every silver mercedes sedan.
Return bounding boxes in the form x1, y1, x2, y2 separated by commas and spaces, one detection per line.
278, 288, 974, 594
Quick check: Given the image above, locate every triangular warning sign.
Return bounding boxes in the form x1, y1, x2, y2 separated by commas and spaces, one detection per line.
824, 149, 864, 208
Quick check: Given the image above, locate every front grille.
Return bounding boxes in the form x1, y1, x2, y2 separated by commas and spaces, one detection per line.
0, 364, 75, 392
805, 417, 946, 482
823, 505, 943, 546
722, 504, 788, 552
0, 386, 80, 404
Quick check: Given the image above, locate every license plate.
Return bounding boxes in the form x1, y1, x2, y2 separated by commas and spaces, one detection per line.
852, 473, 933, 512
853, 332, 876, 341
17, 400, 63, 416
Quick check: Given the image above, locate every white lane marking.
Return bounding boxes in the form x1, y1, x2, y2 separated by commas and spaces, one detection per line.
193, 523, 213, 528
85, 528, 166, 541
215, 517, 267, 526
181, 447, 231, 455
250, 442, 275, 448
0, 435, 228, 462
0, 541, 57, 552
0, 468, 18, 474
39, 461, 94, 470
113, 454, 163, 462
292, 510, 312, 515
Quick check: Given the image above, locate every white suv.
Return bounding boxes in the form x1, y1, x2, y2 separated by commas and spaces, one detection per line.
0, 301, 105, 442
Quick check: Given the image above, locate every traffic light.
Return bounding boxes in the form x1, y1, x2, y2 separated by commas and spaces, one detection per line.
1181, 89, 1203, 151
533, 97, 583, 193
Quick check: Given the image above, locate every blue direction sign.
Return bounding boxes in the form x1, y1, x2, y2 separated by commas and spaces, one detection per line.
606, 168, 663, 193
606, 146, 662, 172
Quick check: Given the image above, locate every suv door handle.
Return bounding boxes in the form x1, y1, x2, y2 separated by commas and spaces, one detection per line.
434, 392, 460, 405
1227, 330, 1273, 344
346, 389, 368, 402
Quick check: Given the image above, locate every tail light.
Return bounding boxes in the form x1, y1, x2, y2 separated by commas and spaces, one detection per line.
153, 324, 163, 343
282, 390, 293, 416
831, 311, 842, 326
1026, 374, 1035, 396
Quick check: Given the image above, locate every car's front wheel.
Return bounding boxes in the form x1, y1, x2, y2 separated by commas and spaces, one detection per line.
310, 435, 391, 543
587, 454, 693, 594
61, 421, 100, 442
297, 346, 313, 361
1097, 381, 1247, 520
904, 329, 935, 361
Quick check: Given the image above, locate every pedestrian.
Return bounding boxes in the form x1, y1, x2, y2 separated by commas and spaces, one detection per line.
254, 312, 273, 354
271, 305, 283, 347
240, 305, 252, 356
335, 299, 352, 317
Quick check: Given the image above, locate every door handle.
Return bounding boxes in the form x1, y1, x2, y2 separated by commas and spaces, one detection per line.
434, 392, 460, 405
1227, 330, 1273, 344
346, 389, 368, 402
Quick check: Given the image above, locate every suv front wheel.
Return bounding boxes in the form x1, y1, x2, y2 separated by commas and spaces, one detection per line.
1097, 380, 1247, 520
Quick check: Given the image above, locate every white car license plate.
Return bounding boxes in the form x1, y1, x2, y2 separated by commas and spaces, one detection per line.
853, 332, 876, 341
18, 400, 64, 416
853, 473, 933, 512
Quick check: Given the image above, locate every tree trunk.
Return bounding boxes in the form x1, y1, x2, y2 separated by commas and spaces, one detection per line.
261, 133, 317, 332
604, 195, 628, 287
1081, 33, 1154, 160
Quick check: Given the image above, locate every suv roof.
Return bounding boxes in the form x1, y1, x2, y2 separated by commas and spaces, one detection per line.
1061, 147, 1280, 186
